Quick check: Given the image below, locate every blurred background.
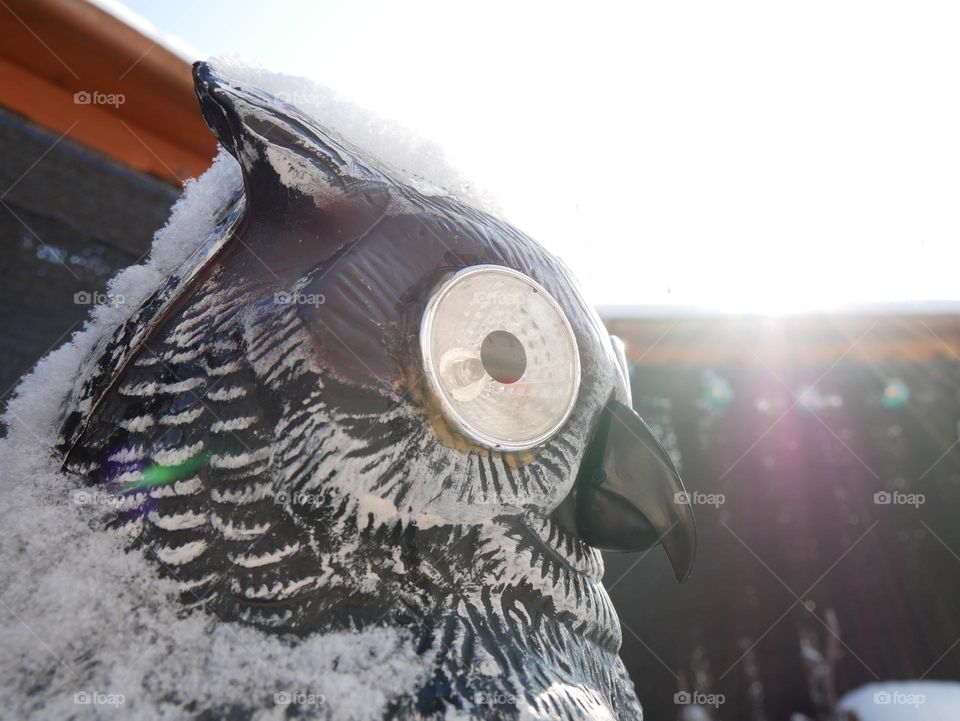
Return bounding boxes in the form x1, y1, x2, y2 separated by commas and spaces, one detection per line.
1, 1, 958, 719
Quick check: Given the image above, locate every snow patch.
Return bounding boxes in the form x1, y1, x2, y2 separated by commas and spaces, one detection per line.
837, 681, 960, 720
207, 56, 498, 214
0, 439, 429, 719
0, 141, 430, 717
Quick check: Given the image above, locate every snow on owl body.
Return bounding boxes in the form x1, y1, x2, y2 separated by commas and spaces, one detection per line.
57, 63, 696, 720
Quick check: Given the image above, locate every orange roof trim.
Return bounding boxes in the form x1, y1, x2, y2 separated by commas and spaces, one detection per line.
0, 0, 216, 184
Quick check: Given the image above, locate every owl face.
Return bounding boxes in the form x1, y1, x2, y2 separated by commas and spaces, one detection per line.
59, 62, 696, 718
189, 65, 695, 576
274, 198, 629, 529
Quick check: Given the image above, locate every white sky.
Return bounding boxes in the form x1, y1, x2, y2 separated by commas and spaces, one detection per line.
119, 0, 960, 313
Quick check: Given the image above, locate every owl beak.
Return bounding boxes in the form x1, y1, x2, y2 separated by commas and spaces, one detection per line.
573, 399, 697, 582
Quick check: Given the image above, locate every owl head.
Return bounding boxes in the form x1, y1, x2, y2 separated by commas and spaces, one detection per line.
58, 62, 696, 718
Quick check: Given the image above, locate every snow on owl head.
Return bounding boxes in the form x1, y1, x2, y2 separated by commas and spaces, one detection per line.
57, 63, 696, 720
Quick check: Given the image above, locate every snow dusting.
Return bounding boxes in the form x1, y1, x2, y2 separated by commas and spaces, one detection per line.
837, 681, 960, 721
0, 66, 436, 717
205, 56, 498, 214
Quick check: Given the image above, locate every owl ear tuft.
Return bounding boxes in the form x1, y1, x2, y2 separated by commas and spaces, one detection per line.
192, 61, 384, 209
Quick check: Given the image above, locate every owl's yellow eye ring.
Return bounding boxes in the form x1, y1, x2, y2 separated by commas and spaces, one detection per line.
419, 265, 581, 452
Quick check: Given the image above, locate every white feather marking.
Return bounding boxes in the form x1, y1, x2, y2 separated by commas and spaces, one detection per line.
161, 378, 205, 394
211, 416, 257, 432
160, 407, 204, 426
178, 572, 219, 592
107, 445, 145, 463
166, 347, 204, 364
207, 386, 247, 402
239, 575, 318, 600
210, 448, 268, 470
153, 441, 205, 466
210, 482, 275, 505
111, 470, 145, 487
150, 476, 203, 498
203, 359, 243, 377
230, 543, 300, 568
118, 414, 154, 432
155, 540, 207, 565
211, 514, 269, 540
148, 509, 206, 531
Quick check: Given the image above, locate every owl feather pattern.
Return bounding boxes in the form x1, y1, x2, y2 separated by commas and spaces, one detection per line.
56, 63, 697, 720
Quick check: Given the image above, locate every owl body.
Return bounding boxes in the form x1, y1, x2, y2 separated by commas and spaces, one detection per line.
57, 63, 695, 720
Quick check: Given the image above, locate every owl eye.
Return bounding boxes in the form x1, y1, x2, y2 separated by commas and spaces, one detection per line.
420, 265, 581, 451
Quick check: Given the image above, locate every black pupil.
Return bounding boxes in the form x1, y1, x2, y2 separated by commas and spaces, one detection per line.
480, 330, 527, 384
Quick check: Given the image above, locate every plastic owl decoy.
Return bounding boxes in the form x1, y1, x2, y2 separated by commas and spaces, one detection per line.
57, 62, 696, 720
